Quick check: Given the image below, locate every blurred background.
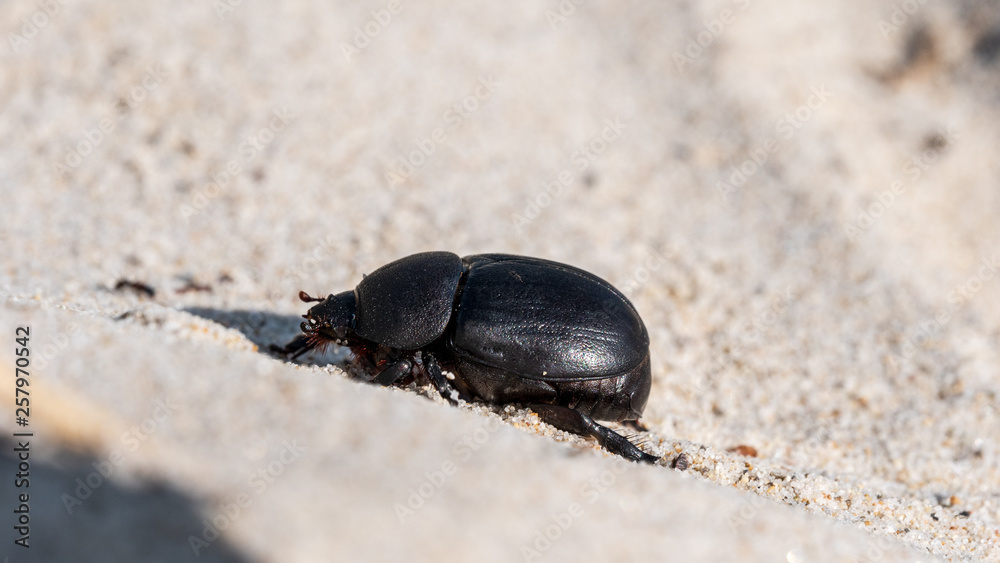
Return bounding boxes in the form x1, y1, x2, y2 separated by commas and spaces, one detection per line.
1, 0, 999, 561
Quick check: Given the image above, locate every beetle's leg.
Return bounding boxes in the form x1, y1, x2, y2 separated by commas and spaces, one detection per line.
372, 359, 412, 386
529, 404, 659, 464
268, 333, 314, 360
424, 355, 462, 405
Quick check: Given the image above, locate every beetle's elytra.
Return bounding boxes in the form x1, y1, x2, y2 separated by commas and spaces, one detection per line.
271, 251, 657, 463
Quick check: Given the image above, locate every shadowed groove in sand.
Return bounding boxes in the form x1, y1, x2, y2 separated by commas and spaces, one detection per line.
0, 438, 251, 563
183, 307, 350, 366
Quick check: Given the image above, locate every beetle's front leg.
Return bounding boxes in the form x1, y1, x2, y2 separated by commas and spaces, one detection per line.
529, 404, 659, 464
371, 355, 463, 405
268, 333, 314, 360
423, 354, 464, 405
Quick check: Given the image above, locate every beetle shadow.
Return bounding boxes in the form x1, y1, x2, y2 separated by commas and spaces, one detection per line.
182, 307, 350, 366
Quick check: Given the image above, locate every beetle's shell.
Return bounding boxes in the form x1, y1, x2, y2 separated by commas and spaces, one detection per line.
354, 251, 463, 349
451, 254, 648, 381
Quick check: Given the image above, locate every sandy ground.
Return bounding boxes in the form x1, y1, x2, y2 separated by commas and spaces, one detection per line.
2, 0, 999, 561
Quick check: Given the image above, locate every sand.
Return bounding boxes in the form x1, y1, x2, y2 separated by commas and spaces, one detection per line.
1, 0, 998, 561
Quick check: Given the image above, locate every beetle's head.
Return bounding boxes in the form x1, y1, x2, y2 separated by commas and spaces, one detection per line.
299, 290, 356, 343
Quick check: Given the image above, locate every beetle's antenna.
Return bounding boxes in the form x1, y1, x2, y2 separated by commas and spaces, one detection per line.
298, 291, 325, 302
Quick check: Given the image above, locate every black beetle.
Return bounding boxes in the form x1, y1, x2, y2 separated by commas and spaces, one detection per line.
271, 251, 657, 463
